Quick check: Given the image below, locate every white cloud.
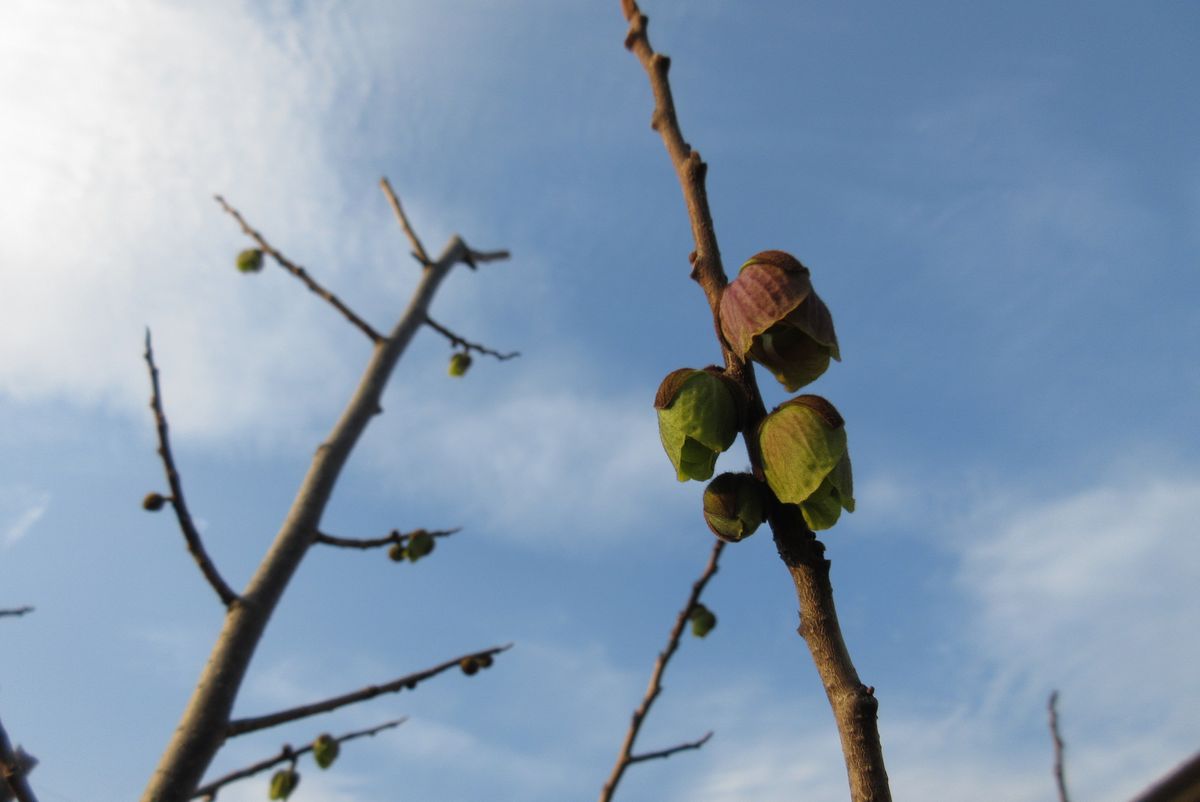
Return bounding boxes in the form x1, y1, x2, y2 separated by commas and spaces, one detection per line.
0, 485, 50, 548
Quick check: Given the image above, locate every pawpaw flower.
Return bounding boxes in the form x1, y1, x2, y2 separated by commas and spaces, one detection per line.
757, 395, 854, 531
655, 367, 744, 482
702, 472, 767, 542
719, 250, 839, 391
689, 604, 717, 638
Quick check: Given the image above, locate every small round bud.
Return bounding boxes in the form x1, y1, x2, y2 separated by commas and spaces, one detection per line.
448, 352, 472, 377
460, 657, 480, 676
312, 733, 339, 770
689, 604, 717, 638
406, 530, 435, 562
142, 492, 167, 512
388, 543, 407, 562
476, 653, 494, 669
702, 472, 767, 542
269, 767, 300, 800
235, 248, 264, 273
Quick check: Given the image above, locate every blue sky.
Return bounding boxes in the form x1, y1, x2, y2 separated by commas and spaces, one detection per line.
1, 1, 1198, 800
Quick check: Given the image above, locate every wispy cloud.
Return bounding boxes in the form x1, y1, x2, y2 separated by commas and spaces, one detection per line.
1, 485, 50, 548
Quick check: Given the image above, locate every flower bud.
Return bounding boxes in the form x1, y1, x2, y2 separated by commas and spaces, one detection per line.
235, 248, 263, 273
448, 352, 472, 377
655, 367, 744, 482
142, 492, 167, 512
269, 767, 300, 800
406, 530, 435, 562
312, 734, 339, 769
702, 472, 767, 542
719, 251, 840, 391
689, 604, 717, 638
388, 543, 407, 562
757, 395, 855, 530
476, 653, 494, 669
460, 657, 480, 676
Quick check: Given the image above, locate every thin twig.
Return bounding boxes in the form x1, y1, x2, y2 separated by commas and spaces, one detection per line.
315, 527, 460, 550
424, 316, 520, 361
226, 644, 512, 737
619, 4, 891, 801
144, 331, 239, 608
627, 731, 713, 765
599, 539, 724, 802
214, 195, 383, 343
0, 607, 34, 619
0, 714, 38, 802
1129, 750, 1200, 802
1048, 691, 1070, 802
192, 719, 404, 800
379, 177, 431, 267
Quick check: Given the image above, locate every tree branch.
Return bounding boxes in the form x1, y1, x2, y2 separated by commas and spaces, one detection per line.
0, 714, 38, 802
227, 645, 510, 737
1129, 750, 1200, 802
0, 608, 34, 619
619, 4, 891, 800
143, 187, 510, 800
315, 527, 460, 550
379, 177, 431, 267
192, 719, 404, 800
214, 195, 383, 343
599, 539, 723, 802
1048, 691, 1070, 802
424, 316, 520, 361
144, 331, 239, 608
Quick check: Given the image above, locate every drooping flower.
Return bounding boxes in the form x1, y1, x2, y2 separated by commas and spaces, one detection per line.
655, 367, 744, 482
702, 472, 768, 542
757, 395, 855, 530
719, 250, 840, 391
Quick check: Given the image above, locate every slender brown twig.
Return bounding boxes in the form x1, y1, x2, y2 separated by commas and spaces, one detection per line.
192, 718, 405, 800
380, 177, 431, 266
0, 607, 34, 619
214, 195, 383, 343
0, 714, 38, 802
619, 4, 891, 800
315, 527, 460, 550
1048, 691, 1070, 802
423, 316, 520, 361
599, 539, 724, 802
226, 644, 511, 737
144, 331, 239, 608
1129, 750, 1200, 802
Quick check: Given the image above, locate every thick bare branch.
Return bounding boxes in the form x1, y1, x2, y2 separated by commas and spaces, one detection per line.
0, 608, 34, 619
599, 539, 723, 802
619, 4, 891, 800
144, 331, 239, 608
214, 195, 383, 343
1130, 750, 1200, 802
424, 316, 520, 361
315, 527, 460, 550
627, 731, 712, 766
143, 196, 509, 799
1048, 691, 1070, 802
0, 715, 38, 802
227, 645, 510, 737
192, 719, 404, 800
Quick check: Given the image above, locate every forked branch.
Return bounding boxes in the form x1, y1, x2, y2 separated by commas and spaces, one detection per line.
226, 644, 511, 737
599, 539, 724, 802
192, 719, 405, 800
619, 3, 891, 800
144, 331, 239, 608
214, 195, 383, 343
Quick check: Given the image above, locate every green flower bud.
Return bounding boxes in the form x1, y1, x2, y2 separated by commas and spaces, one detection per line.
269, 767, 300, 800
235, 248, 264, 274
406, 529, 435, 562
757, 395, 855, 530
448, 352, 472, 377
142, 492, 167, 512
460, 657, 480, 676
387, 543, 407, 562
689, 604, 717, 638
702, 472, 767, 542
312, 733, 339, 770
719, 251, 840, 391
655, 367, 744, 482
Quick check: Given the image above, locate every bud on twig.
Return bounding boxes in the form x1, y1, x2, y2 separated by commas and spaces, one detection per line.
655, 367, 745, 482
757, 395, 855, 530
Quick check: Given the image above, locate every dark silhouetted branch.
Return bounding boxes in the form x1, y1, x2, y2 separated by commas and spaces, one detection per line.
144, 331, 239, 608
214, 195, 383, 343
192, 719, 405, 800
599, 539, 723, 802
1048, 691, 1070, 802
0, 608, 34, 619
226, 645, 511, 737
618, 4, 891, 801
424, 316, 520, 361
0, 714, 38, 802
315, 527, 460, 550
1129, 750, 1200, 802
